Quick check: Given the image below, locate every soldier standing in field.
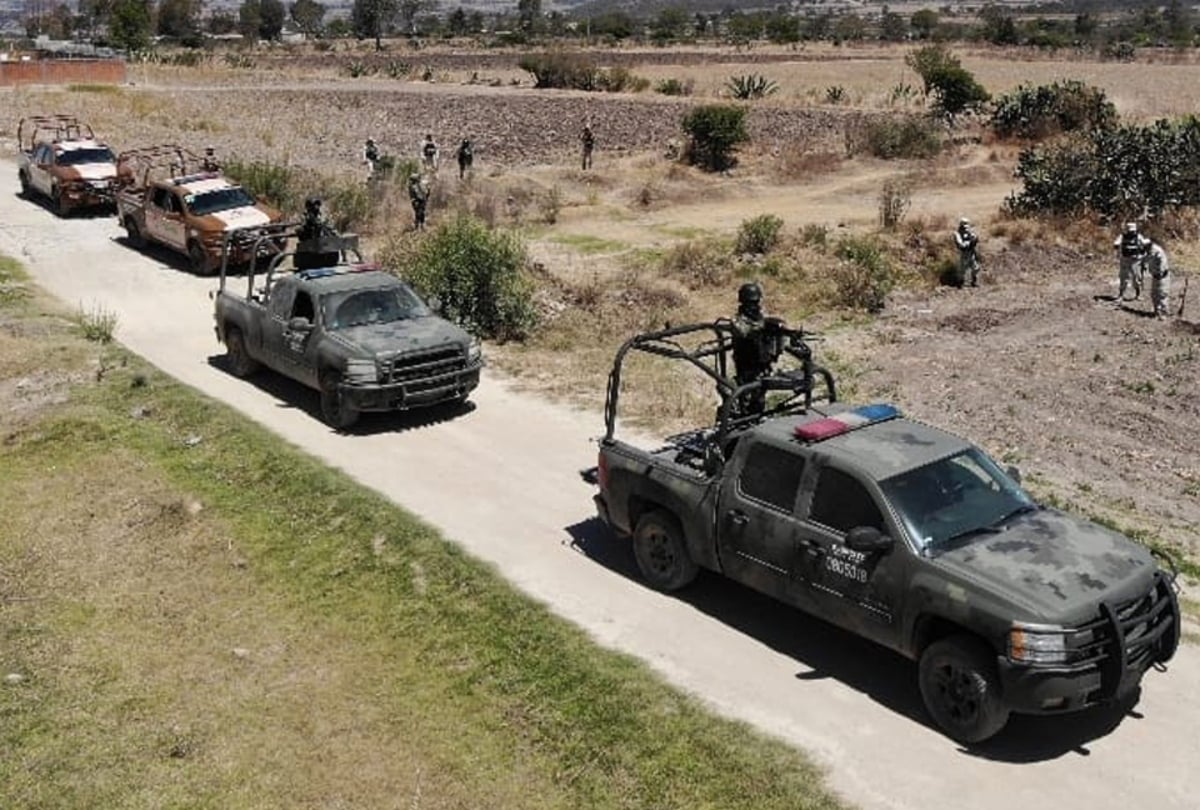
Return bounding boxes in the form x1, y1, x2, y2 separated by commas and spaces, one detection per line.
408, 172, 429, 230
362, 138, 381, 182
953, 217, 981, 288
456, 138, 474, 180
580, 122, 595, 170
1145, 240, 1171, 319
1113, 221, 1150, 303
730, 282, 772, 415
201, 146, 220, 173
421, 134, 439, 172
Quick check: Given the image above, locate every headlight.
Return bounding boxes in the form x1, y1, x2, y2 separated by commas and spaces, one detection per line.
467, 336, 482, 363
1008, 623, 1092, 665
343, 359, 378, 384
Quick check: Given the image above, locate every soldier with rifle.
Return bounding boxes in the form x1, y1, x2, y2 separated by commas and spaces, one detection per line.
295, 197, 341, 270
730, 282, 783, 415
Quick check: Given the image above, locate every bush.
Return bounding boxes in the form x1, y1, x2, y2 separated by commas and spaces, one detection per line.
656, 77, 693, 96
852, 115, 941, 159
682, 105, 749, 172
735, 214, 784, 255
222, 158, 301, 212
726, 74, 779, 100
390, 214, 537, 340
519, 50, 599, 90
825, 85, 846, 104
905, 45, 989, 119
831, 235, 893, 312
878, 181, 911, 230
990, 80, 1117, 140
77, 304, 118, 343
659, 238, 735, 289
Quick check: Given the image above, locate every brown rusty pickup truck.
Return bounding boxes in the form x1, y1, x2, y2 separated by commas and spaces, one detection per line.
16, 115, 118, 215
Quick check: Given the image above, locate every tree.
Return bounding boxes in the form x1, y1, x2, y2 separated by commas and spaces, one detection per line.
906, 45, 990, 119
397, 0, 430, 34
979, 4, 1018, 46
208, 11, 237, 34
109, 0, 152, 50
158, 0, 202, 42
652, 6, 689, 42
352, 0, 397, 48
681, 105, 749, 171
290, 0, 325, 37
517, 0, 540, 34
880, 7, 907, 43
446, 6, 467, 36
910, 9, 939, 40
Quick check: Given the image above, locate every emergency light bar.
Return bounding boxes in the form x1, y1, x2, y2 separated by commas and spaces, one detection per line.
295, 264, 379, 281
794, 403, 900, 442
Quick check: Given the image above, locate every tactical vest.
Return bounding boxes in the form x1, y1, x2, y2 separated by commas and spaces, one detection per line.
1121, 232, 1145, 257
423, 142, 437, 157
365, 144, 380, 162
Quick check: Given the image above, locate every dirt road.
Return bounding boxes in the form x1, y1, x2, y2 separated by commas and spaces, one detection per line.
1, 163, 1196, 810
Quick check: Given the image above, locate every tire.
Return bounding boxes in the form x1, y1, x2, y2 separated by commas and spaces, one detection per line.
224, 327, 259, 378
188, 241, 214, 276
633, 510, 699, 592
319, 370, 360, 430
918, 635, 1010, 744
17, 171, 30, 199
51, 184, 70, 217
124, 217, 146, 249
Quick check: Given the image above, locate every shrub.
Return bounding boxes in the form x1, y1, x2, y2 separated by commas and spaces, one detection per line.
659, 238, 735, 289
538, 185, 563, 224
77, 304, 118, 343
390, 214, 537, 340
799, 223, 829, 249
726, 74, 779, 100
681, 105, 749, 172
519, 51, 599, 90
825, 85, 846, 104
222, 158, 301, 212
384, 60, 412, 78
735, 214, 784, 255
853, 115, 941, 159
990, 80, 1117, 140
656, 77, 693, 96
905, 45, 989, 119
325, 182, 373, 233
832, 235, 894, 312
878, 181, 911, 230
346, 60, 376, 77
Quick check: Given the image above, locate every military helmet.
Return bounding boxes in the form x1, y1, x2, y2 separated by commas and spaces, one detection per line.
737, 282, 763, 306
304, 196, 322, 211
959, 217, 971, 228
1125, 222, 1138, 233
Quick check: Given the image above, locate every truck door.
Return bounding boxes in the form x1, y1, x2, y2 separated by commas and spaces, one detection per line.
147, 187, 186, 250
262, 283, 318, 385
31, 145, 53, 195
716, 440, 816, 606
795, 461, 907, 645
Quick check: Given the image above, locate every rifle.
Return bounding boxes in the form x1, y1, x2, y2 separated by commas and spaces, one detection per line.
1178, 272, 1189, 318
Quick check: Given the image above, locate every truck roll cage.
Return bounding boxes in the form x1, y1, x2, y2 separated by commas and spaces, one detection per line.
115, 144, 201, 191
218, 222, 365, 300
17, 115, 96, 151
603, 320, 837, 446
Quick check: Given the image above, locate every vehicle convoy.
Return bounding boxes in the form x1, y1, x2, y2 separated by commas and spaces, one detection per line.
115, 144, 281, 275
16, 115, 119, 215
586, 321, 1181, 743
213, 223, 483, 429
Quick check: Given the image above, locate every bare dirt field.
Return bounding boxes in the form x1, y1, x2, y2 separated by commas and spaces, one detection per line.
3, 40, 1199, 809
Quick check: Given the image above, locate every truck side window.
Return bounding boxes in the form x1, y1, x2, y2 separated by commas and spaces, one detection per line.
809, 467, 885, 534
268, 285, 295, 319
738, 444, 805, 513
151, 187, 169, 209
292, 291, 315, 322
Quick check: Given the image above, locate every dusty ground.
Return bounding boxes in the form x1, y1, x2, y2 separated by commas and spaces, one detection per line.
3, 42, 1199, 809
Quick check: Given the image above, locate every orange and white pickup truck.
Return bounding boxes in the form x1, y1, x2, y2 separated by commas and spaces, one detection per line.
16, 115, 119, 215
115, 145, 282, 275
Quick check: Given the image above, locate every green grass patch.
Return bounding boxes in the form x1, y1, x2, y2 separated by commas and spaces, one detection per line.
549, 232, 629, 255
0, 255, 845, 808
67, 83, 122, 94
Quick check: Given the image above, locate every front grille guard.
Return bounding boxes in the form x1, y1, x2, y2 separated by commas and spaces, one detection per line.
1084, 570, 1181, 700
384, 349, 466, 384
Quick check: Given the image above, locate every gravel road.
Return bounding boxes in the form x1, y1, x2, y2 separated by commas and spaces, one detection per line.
1, 160, 1196, 810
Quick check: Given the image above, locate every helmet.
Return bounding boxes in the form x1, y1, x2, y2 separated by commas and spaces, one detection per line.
205, 146, 214, 155
1125, 222, 1138, 233
410, 172, 421, 180
305, 196, 321, 210
366, 137, 375, 144
737, 282, 763, 306
959, 217, 971, 228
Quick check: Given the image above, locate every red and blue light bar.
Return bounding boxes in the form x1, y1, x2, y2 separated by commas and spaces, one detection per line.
794, 403, 901, 442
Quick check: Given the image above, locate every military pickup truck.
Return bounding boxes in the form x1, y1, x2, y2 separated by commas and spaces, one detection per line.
116, 145, 281, 275
16, 115, 118, 215
588, 321, 1180, 743
213, 225, 483, 429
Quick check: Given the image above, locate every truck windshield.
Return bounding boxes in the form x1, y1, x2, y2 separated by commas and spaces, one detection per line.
185, 187, 257, 216
324, 285, 429, 329
879, 448, 1035, 552
57, 147, 116, 166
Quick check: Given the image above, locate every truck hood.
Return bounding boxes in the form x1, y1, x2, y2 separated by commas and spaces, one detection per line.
60, 163, 118, 181
932, 508, 1156, 620
198, 206, 273, 232
334, 316, 469, 355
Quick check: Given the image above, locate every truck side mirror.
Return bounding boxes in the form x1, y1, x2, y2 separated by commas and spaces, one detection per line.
1005, 465, 1022, 485
845, 526, 894, 555
703, 444, 724, 476
288, 316, 313, 332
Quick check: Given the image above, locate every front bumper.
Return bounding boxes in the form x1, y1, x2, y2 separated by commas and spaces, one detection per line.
341, 360, 482, 412
62, 181, 116, 209
999, 571, 1179, 715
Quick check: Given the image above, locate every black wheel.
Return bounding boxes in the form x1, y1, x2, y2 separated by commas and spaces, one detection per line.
188, 241, 214, 276
18, 171, 30, 199
224, 327, 259, 378
633, 510, 699, 592
124, 217, 146, 249
319, 370, 360, 430
51, 184, 70, 217
918, 635, 1010, 744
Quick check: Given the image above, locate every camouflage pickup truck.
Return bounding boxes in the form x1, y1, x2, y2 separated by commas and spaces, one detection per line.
16, 115, 118, 215
588, 322, 1180, 744
214, 227, 482, 429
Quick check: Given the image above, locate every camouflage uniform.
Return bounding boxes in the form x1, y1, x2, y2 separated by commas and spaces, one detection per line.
295, 197, 340, 270
1145, 241, 1171, 318
953, 218, 981, 288
456, 139, 474, 180
580, 124, 595, 170
1113, 222, 1150, 302
730, 282, 771, 414
421, 135, 439, 172
408, 173, 429, 230
201, 147, 220, 173
363, 139, 380, 181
